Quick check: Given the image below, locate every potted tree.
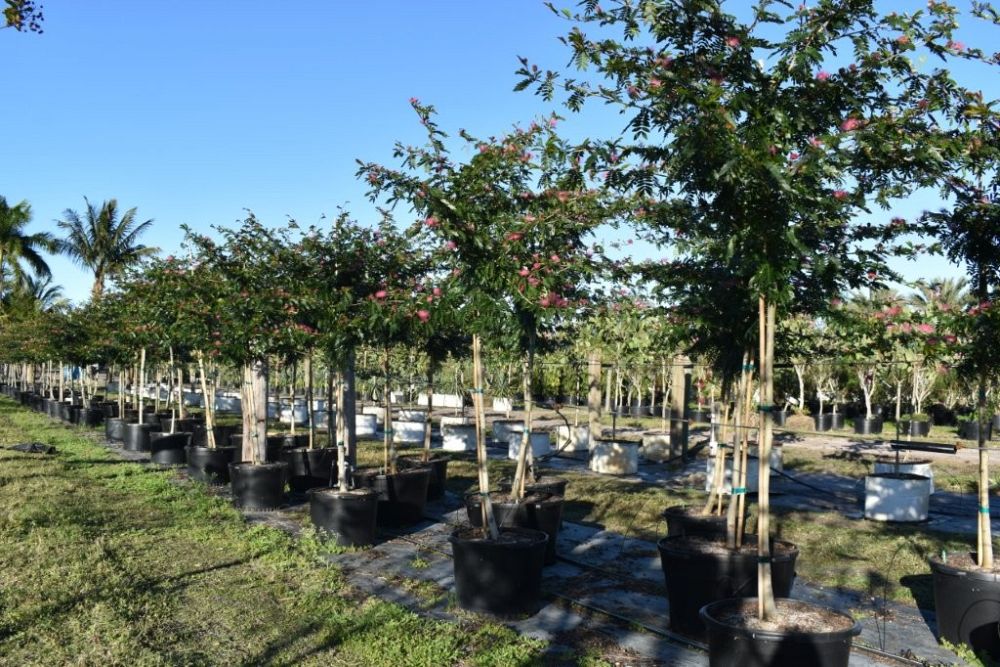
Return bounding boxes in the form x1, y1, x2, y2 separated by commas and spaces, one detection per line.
519, 0, 975, 657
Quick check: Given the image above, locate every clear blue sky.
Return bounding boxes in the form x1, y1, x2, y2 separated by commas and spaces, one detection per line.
1, 1, 994, 303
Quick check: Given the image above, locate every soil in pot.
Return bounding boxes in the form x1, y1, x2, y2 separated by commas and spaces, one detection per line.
149, 432, 192, 465
398, 455, 449, 501
281, 447, 337, 493
449, 526, 548, 616
352, 467, 432, 527
930, 553, 1000, 660
309, 487, 378, 547
186, 445, 238, 485
498, 475, 568, 498
700, 597, 860, 667
229, 462, 288, 510
465, 491, 564, 565
657, 535, 798, 636
662, 505, 748, 540
123, 423, 154, 452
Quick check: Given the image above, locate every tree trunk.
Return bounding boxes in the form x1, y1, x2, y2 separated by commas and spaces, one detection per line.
344, 349, 357, 468
306, 353, 315, 449
588, 351, 602, 442
756, 297, 776, 620
196, 352, 216, 448
241, 359, 268, 464
512, 342, 536, 499
383, 348, 395, 474
423, 365, 434, 463
471, 334, 499, 539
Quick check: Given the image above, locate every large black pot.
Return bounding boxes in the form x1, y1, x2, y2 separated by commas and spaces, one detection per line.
630, 401, 651, 417
854, 417, 883, 435
930, 557, 1000, 659
700, 598, 860, 667
657, 536, 799, 635
141, 411, 163, 426
58, 402, 73, 422
229, 462, 288, 510
398, 455, 449, 501
772, 411, 788, 427
688, 408, 711, 424
958, 420, 993, 441
352, 468, 432, 527
662, 505, 735, 540
191, 423, 239, 449
186, 445, 238, 485
465, 492, 564, 565
123, 423, 154, 452
830, 413, 845, 430
449, 526, 548, 616
105, 417, 126, 442
498, 475, 568, 498
158, 416, 198, 433
281, 447, 336, 493
235, 434, 284, 463
100, 403, 120, 419
268, 433, 309, 449
47, 399, 62, 419
993, 414, 1000, 432
70, 405, 88, 425
813, 413, 833, 432
309, 487, 378, 547
79, 408, 104, 427
149, 432, 192, 465
898, 420, 931, 437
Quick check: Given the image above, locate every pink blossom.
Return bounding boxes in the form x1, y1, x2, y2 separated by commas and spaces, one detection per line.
416, 309, 430, 322
833, 189, 848, 200
627, 85, 639, 98
789, 151, 800, 161
550, 254, 560, 263
649, 77, 662, 89
374, 290, 387, 300
445, 241, 457, 251
901, 322, 913, 333
916, 323, 935, 334
556, 191, 570, 203
519, 267, 530, 277
548, 117, 558, 128
725, 36, 740, 48
528, 277, 540, 286
540, 295, 552, 307
426, 295, 434, 303
816, 70, 830, 81
432, 287, 441, 296
896, 35, 910, 45
840, 117, 861, 132
808, 136, 823, 148
507, 232, 523, 242
944, 334, 957, 344
425, 216, 438, 228
947, 40, 966, 51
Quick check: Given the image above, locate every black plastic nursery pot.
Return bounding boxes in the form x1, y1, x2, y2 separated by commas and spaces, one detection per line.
772, 411, 788, 426
105, 417, 126, 442
958, 420, 993, 442
352, 467, 432, 527
662, 505, 741, 540
449, 526, 548, 616
141, 411, 162, 426
688, 408, 711, 424
149, 432, 192, 466
71, 405, 88, 425
269, 433, 309, 449
830, 413, 845, 430
100, 403, 119, 419
309, 487, 378, 547
398, 455, 449, 501
854, 417, 883, 435
699, 598, 860, 667
123, 423, 154, 452
191, 423, 239, 449
281, 447, 337, 493
898, 420, 931, 437
47, 400, 61, 419
993, 414, 1000, 431
464, 492, 564, 566
185, 445, 238, 485
498, 475, 569, 498
813, 413, 833, 432
158, 416, 198, 433
229, 462, 288, 510
657, 535, 799, 636
930, 557, 1000, 660
58, 402, 73, 422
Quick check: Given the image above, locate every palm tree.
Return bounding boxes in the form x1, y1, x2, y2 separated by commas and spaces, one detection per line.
57, 197, 157, 298
909, 277, 971, 311
3, 274, 66, 313
0, 196, 60, 300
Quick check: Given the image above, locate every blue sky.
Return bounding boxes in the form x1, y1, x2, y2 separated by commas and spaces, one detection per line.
2, 1, 995, 303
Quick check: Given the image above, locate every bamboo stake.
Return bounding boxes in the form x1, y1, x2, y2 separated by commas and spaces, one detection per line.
423, 366, 433, 463
471, 334, 499, 539
757, 297, 776, 620
383, 348, 394, 474
196, 351, 216, 448
306, 352, 315, 450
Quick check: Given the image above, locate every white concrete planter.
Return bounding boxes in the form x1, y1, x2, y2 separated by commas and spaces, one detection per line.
442, 424, 477, 451
507, 431, 551, 460
397, 409, 427, 422
492, 420, 522, 443
492, 397, 514, 413
590, 440, 639, 475
362, 405, 387, 425
874, 459, 934, 493
266, 401, 280, 419
555, 425, 590, 453
279, 402, 309, 425
313, 410, 335, 430
640, 433, 674, 462
214, 395, 242, 413
418, 393, 464, 409
390, 391, 405, 404
704, 446, 782, 494
864, 473, 931, 522
392, 420, 426, 444
182, 391, 204, 408
440, 415, 470, 427
355, 413, 378, 438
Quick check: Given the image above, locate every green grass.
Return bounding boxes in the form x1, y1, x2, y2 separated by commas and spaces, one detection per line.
0, 399, 563, 666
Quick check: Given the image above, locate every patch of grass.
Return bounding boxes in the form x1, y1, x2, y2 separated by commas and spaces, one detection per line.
0, 399, 556, 666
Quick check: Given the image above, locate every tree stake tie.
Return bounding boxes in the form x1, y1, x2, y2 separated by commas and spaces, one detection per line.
980, 506, 991, 515
757, 404, 775, 413
471, 387, 484, 394
732, 487, 746, 495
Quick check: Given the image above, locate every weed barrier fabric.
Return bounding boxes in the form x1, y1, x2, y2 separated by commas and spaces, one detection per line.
6, 442, 57, 454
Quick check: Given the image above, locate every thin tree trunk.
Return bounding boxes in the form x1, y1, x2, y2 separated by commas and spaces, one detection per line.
423, 366, 434, 463
138, 348, 146, 419
242, 359, 268, 464
344, 349, 357, 468
513, 343, 535, 499
471, 334, 499, 539
383, 348, 395, 474
588, 351, 602, 443
757, 297, 776, 620
196, 352, 216, 448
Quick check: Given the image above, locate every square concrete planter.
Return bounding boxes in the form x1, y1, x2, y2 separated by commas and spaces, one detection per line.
507, 431, 551, 460
442, 424, 476, 451
863, 473, 931, 522
589, 440, 639, 475
555, 425, 589, 453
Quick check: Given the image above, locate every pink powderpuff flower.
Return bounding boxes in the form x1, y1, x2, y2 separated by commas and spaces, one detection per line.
725, 36, 740, 48
445, 241, 457, 251
627, 85, 639, 98
833, 189, 848, 200
901, 322, 913, 333
808, 136, 823, 148
947, 40, 966, 51
519, 267, 530, 277
549, 117, 558, 128
789, 151, 800, 161
432, 287, 441, 297
944, 334, 957, 344
528, 276, 540, 287
896, 35, 910, 45
540, 295, 552, 307
425, 216, 438, 228
816, 70, 830, 81
507, 232, 523, 242
649, 77, 662, 89
550, 254, 560, 263
416, 309, 430, 322
556, 191, 570, 203
840, 117, 861, 132
409, 97, 419, 105
374, 290, 387, 300
426, 295, 434, 303
916, 323, 935, 334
